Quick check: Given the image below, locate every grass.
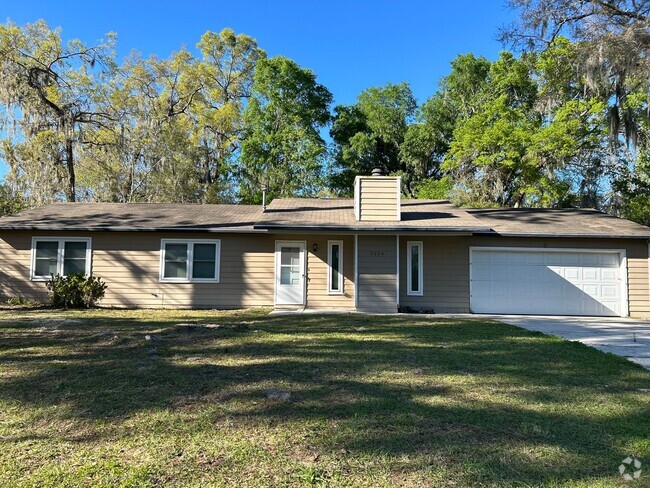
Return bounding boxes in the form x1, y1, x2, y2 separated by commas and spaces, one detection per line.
0, 308, 648, 487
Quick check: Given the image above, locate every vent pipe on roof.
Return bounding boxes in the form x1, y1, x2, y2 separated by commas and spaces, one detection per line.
262, 182, 269, 212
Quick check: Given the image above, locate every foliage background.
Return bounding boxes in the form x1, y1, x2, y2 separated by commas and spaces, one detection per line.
0, 3, 648, 222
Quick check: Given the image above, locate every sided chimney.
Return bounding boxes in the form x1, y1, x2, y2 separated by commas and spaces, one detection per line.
354, 168, 401, 221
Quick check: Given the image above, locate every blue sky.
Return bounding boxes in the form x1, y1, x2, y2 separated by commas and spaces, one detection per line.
1, 1, 514, 177
2, 0, 514, 106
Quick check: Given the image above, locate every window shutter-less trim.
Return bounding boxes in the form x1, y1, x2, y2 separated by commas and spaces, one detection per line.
407, 241, 423, 296
327, 240, 344, 294
160, 239, 221, 283
30, 237, 92, 281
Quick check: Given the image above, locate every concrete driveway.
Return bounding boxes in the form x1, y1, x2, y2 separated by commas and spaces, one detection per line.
490, 315, 650, 369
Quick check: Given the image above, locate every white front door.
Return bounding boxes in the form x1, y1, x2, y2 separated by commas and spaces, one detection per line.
275, 241, 306, 305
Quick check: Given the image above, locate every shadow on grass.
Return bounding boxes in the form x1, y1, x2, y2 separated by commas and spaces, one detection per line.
1, 311, 649, 484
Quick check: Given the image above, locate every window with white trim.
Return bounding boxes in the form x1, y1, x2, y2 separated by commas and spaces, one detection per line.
31, 237, 92, 281
407, 241, 423, 296
160, 239, 220, 283
327, 240, 344, 294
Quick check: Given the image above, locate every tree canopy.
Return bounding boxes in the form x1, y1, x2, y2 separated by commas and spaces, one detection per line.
238, 56, 332, 203
0, 17, 648, 224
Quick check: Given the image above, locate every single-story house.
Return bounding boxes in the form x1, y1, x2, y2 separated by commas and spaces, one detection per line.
1, 174, 649, 317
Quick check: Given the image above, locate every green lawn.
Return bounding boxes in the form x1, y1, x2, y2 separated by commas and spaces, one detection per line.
0, 308, 648, 487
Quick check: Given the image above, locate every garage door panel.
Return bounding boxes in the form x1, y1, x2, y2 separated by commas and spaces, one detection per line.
601, 285, 618, 299
491, 252, 509, 264
505, 267, 525, 281
522, 282, 538, 298
473, 252, 491, 264
565, 268, 580, 280
492, 283, 509, 297
583, 302, 600, 315
566, 284, 584, 299
602, 269, 618, 281
471, 249, 625, 317
493, 267, 510, 281
533, 266, 546, 281
582, 283, 599, 297
583, 268, 598, 280
601, 300, 619, 311
472, 264, 491, 280
472, 281, 491, 296
563, 300, 583, 315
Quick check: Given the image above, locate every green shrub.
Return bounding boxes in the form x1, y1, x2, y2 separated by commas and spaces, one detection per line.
46, 273, 108, 309
4, 297, 40, 307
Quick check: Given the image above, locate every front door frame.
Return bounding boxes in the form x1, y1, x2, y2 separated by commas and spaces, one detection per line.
274, 240, 307, 306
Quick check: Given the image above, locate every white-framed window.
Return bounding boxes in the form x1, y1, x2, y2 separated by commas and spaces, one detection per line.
160, 239, 221, 283
327, 240, 344, 294
407, 241, 423, 296
30, 237, 92, 281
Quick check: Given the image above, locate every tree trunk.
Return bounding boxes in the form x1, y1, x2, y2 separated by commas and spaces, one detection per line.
200, 139, 215, 203
65, 137, 76, 202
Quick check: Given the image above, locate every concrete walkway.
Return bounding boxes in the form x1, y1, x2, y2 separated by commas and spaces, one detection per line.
486, 315, 650, 370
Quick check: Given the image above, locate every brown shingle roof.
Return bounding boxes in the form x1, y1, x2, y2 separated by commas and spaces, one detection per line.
1, 200, 648, 238
0, 203, 264, 232
469, 207, 650, 238
255, 198, 491, 232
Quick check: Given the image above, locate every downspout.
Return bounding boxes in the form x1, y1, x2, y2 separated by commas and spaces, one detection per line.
354, 234, 358, 309
396, 234, 400, 312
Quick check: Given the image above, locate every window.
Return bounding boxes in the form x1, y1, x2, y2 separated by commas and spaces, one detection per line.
31, 238, 91, 281
328, 240, 343, 294
160, 239, 220, 283
280, 247, 301, 285
407, 241, 423, 296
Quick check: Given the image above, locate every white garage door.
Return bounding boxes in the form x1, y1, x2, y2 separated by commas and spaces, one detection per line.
470, 248, 626, 317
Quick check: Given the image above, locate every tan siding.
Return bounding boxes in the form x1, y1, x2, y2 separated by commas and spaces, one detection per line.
303, 235, 355, 310
0, 231, 278, 309
0, 230, 357, 310
94, 232, 276, 308
399, 237, 469, 313
357, 235, 397, 312
0, 233, 49, 302
269, 234, 355, 310
399, 236, 650, 318
1, 229, 647, 317
628, 249, 649, 317
357, 177, 400, 221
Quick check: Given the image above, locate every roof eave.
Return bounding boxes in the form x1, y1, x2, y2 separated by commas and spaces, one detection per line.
0, 226, 268, 233
254, 224, 493, 233
475, 231, 650, 239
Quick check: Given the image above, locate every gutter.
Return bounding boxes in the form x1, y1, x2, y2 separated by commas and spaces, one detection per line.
0, 226, 269, 234
3, 226, 648, 239
473, 231, 650, 239
253, 224, 493, 233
